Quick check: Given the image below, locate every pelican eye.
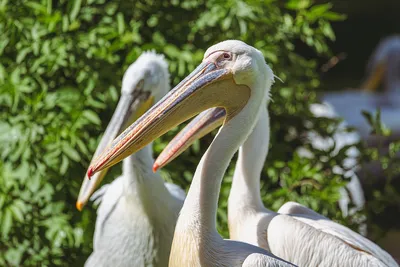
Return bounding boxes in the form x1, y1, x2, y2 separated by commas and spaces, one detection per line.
223, 52, 231, 59
217, 52, 232, 67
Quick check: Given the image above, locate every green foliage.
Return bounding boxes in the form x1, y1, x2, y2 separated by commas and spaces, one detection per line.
359, 110, 400, 242
0, 0, 375, 265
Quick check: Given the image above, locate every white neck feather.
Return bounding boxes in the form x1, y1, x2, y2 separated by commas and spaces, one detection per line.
229, 106, 270, 210
178, 82, 267, 236
122, 143, 156, 195
122, 143, 153, 171
121, 142, 181, 225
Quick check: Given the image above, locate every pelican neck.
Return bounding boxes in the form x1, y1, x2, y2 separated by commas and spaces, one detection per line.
229, 106, 270, 210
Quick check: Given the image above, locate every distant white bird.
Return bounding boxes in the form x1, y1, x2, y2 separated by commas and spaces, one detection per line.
77, 51, 185, 267
88, 40, 297, 266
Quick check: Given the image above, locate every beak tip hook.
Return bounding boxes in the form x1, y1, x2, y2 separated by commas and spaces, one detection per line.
76, 201, 84, 211
152, 163, 159, 173
87, 168, 94, 179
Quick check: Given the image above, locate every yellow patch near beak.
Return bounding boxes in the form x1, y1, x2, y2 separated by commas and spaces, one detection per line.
128, 96, 155, 126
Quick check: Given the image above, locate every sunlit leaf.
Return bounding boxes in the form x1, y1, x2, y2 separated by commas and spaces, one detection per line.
286, 0, 312, 10
70, 0, 82, 21
16, 47, 31, 63
323, 11, 347, 21
0, 195, 6, 209
82, 110, 101, 125
60, 155, 69, 175
117, 13, 125, 34
1, 208, 12, 238
62, 142, 81, 162
9, 205, 24, 222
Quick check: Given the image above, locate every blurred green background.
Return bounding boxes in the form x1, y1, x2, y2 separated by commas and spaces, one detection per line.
0, 0, 399, 266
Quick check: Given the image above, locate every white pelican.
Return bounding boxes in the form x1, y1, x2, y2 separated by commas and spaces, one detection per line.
77, 51, 185, 267
147, 49, 397, 266
87, 40, 297, 266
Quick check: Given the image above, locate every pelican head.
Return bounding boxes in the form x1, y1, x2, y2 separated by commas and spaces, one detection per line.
88, 40, 273, 176
76, 51, 170, 210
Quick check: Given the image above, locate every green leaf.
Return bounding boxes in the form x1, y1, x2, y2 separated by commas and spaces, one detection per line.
87, 98, 107, 109
321, 22, 335, 40
1, 208, 12, 238
238, 19, 247, 35
309, 3, 332, 16
62, 15, 69, 32
192, 139, 200, 154
47, 0, 52, 14
286, 0, 312, 10
0, 195, 6, 209
323, 11, 347, 21
0, 38, 9, 55
147, 15, 158, 28
117, 13, 125, 34
62, 142, 81, 162
109, 85, 119, 102
13, 200, 26, 213
25, 1, 47, 13
4, 247, 23, 266
9, 204, 24, 222
82, 110, 101, 125
76, 138, 89, 155
0, 64, 5, 82
70, 0, 82, 21
60, 155, 69, 175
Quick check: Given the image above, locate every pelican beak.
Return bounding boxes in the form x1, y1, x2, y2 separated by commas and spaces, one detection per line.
88, 59, 251, 176
76, 87, 154, 211
361, 62, 385, 92
153, 107, 226, 172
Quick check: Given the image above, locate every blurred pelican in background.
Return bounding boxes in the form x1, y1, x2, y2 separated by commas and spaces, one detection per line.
77, 51, 185, 267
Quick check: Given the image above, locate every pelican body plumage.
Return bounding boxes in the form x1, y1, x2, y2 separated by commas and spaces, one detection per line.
77, 51, 185, 267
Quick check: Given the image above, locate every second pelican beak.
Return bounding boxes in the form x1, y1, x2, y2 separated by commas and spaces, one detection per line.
88, 58, 251, 176
153, 107, 226, 172
361, 62, 385, 92
76, 88, 154, 211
